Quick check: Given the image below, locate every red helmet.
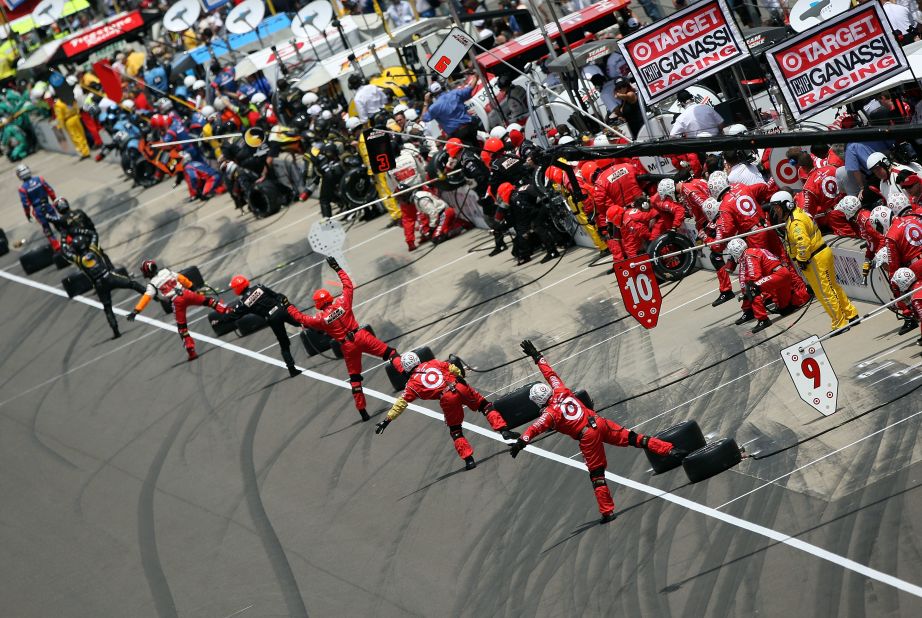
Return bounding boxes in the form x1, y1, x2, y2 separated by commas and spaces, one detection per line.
483, 137, 504, 154
149, 114, 166, 131
313, 288, 333, 309
580, 161, 599, 182
508, 129, 524, 148
545, 166, 564, 185
445, 137, 463, 158
140, 259, 158, 278
230, 274, 249, 295
497, 182, 515, 204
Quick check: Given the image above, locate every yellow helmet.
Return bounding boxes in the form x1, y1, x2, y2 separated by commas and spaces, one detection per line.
244, 127, 266, 148
268, 125, 300, 144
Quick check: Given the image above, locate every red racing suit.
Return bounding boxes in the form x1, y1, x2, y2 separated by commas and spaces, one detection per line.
737, 247, 810, 320
384, 360, 508, 460
286, 269, 399, 412
713, 182, 780, 253
801, 165, 857, 237
620, 206, 657, 259
679, 178, 710, 232
520, 357, 673, 516
901, 279, 922, 336
650, 193, 686, 237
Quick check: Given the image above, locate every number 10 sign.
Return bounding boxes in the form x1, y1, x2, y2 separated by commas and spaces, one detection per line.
781, 335, 838, 416
615, 255, 661, 329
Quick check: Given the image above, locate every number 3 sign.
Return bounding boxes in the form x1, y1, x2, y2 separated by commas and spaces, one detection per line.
781, 335, 838, 416
615, 254, 662, 329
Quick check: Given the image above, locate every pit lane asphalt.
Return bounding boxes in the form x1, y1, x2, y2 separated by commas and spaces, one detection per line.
2, 151, 922, 616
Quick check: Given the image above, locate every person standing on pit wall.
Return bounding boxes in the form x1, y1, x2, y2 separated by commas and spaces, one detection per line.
767, 191, 859, 332
508, 340, 684, 524
374, 352, 521, 471
285, 257, 404, 422
422, 81, 478, 147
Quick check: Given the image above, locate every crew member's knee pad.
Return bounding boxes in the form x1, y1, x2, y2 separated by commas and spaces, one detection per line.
449, 424, 464, 440
350, 374, 363, 393
176, 321, 189, 336
589, 467, 607, 487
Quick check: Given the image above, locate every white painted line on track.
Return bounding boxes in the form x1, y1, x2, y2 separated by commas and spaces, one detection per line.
716, 408, 922, 510
4, 267, 922, 600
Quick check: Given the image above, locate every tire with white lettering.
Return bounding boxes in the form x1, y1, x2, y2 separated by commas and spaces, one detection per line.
682, 438, 742, 483
386, 345, 434, 391
234, 313, 267, 337
341, 167, 378, 209
19, 244, 54, 274
647, 231, 696, 281
300, 328, 334, 356
644, 419, 706, 474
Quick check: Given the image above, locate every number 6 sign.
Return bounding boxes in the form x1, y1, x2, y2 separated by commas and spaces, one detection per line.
781, 335, 838, 416
615, 254, 662, 329
427, 27, 475, 78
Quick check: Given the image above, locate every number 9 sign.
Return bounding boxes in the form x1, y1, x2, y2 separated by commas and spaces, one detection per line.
781, 335, 838, 416
614, 254, 662, 329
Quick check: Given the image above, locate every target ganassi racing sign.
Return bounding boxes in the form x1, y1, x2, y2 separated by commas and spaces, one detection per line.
618, 0, 747, 105
765, 3, 908, 120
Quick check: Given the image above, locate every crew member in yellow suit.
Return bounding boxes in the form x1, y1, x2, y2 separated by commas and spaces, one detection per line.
768, 190, 858, 331
53, 95, 89, 158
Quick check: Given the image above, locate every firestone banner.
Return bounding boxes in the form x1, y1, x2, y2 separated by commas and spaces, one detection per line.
765, 3, 908, 120
618, 0, 747, 105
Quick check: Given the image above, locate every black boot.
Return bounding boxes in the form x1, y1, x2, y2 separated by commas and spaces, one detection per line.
599, 512, 617, 525
751, 318, 772, 334
501, 428, 520, 441
899, 318, 918, 336
540, 250, 560, 263
359, 409, 370, 422
712, 290, 735, 306
464, 456, 477, 470
288, 364, 301, 377
734, 311, 755, 325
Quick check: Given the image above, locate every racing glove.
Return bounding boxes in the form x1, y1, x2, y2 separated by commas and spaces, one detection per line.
326, 255, 341, 272
509, 438, 527, 458
374, 419, 390, 434
520, 339, 541, 363
126, 310, 138, 322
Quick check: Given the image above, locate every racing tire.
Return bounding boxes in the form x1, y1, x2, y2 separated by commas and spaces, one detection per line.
0, 228, 8, 256
682, 438, 742, 483
300, 327, 334, 356
54, 251, 70, 269
19, 244, 54, 274
386, 345, 434, 391
493, 384, 594, 430
645, 419, 707, 474
647, 231, 697, 281
341, 167, 377, 209
330, 324, 375, 359
160, 299, 174, 314
62, 272, 93, 298
248, 181, 284, 218
134, 160, 159, 188
209, 310, 237, 336
179, 266, 204, 290
234, 313, 267, 337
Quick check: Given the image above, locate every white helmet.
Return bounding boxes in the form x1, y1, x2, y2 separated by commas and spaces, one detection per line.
308, 104, 322, 117
251, 92, 267, 105
321, 109, 332, 120
201, 105, 216, 119
888, 192, 911, 216
301, 92, 319, 106
835, 195, 861, 220
345, 116, 363, 131
507, 122, 523, 133
892, 267, 917, 292
867, 151, 890, 171
99, 97, 117, 111
213, 97, 227, 111
657, 178, 676, 200
121, 99, 135, 110
725, 123, 747, 136
404, 108, 418, 122
873, 246, 890, 269
708, 171, 730, 198
65, 74, 78, 86
702, 197, 720, 222
727, 238, 747, 262
770, 191, 795, 211
184, 75, 196, 88
157, 97, 172, 112
489, 125, 507, 139
870, 205, 894, 235
528, 383, 552, 406
193, 79, 206, 91
392, 103, 408, 115
16, 163, 31, 179
401, 351, 421, 372
593, 134, 610, 146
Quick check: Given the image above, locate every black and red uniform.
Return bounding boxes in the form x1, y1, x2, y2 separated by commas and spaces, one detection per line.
286, 268, 400, 413
517, 356, 674, 518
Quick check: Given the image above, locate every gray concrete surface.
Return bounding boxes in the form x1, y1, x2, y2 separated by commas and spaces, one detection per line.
3, 150, 922, 616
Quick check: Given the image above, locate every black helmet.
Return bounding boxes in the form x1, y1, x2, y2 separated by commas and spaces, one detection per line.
347, 74, 363, 90
141, 259, 158, 278
54, 197, 70, 213
321, 143, 339, 159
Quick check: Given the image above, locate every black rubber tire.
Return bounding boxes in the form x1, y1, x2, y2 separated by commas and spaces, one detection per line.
330, 324, 375, 359
20, 244, 54, 274
574, 389, 593, 410
62, 272, 93, 298
386, 345, 434, 391
300, 328, 334, 356
179, 266, 204, 290
248, 181, 283, 218
645, 419, 707, 474
134, 159, 159, 188
647, 231, 697, 281
209, 310, 237, 336
0, 228, 8, 257
234, 313, 267, 337
493, 382, 542, 429
54, 251, 70, 269
682, 438, 742, 483
160, 298, 173, 314
341, 167, 377, 209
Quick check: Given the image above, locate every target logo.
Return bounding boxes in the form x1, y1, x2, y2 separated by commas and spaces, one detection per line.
821, 176, 839, 199
781, 52, 802, 73
905, 223, 922, 247
560, 396, 584, 421
776, 159, 799, 185
736, 195, 758, 217
633, 42, 652, 62
420, 368, 445, 390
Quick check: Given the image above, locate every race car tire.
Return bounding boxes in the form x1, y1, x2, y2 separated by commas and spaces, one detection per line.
54, 251, 69, 269
386, 345, 434, 391
179, 266, 204, 290
0, 228, 8, 256
341, 167, 377, 209
645, 419, 707, 474
134, 160, 159, 188
647, 231, 697, 281
330, 324, 375, 359
493, 383, 594, 429
62, 272, 93, 298
209, 310, 237, 336
248, 181, 283, 218
161, 299, 174, 314
682, 438, 742, 483
300, 327, 334, 356
234, 313, 267, 337
20, 244, 54, 274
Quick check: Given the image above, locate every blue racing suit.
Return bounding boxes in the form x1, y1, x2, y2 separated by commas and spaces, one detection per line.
19, 176, 60, 248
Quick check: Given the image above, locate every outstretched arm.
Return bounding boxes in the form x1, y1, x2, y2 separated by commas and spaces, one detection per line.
520, 340, 564, 389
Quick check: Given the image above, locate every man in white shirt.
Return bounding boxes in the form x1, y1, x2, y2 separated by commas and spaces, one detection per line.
883, 0, 914, 39
725, 150, 766, 185
349, 74, 389, 122
669, 89, 725, 138
386, 0, 415, 28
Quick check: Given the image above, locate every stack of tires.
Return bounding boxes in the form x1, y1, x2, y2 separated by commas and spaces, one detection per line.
645, 419, 742, 482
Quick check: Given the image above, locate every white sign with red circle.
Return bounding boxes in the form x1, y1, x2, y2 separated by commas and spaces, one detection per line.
781, 335, 838, 417
769, 146, 806, 190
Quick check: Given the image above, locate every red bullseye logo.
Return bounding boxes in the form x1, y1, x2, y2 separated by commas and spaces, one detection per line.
633, 42, 652, 62
821, 177, 839, 199
776, 159, 799, 185
420, 368, 444, 389
782, 52, 802, 73
905, 223, 922, 247
561, 397, 582, 421
736, 195, 758, 217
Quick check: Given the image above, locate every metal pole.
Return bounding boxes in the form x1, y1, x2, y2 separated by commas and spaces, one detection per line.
445, 2, 508, 126
543, 0, 604, 120
329, 170, 463, 220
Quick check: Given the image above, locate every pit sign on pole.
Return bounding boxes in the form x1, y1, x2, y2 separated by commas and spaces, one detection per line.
781, 335, 838, 416
428, 27, 475, 78
615, 255, 661, 329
